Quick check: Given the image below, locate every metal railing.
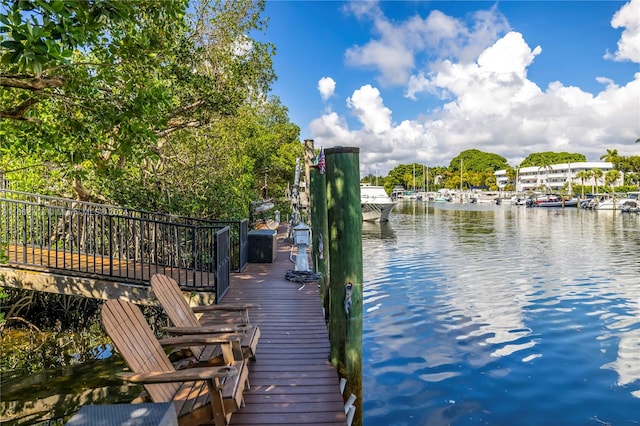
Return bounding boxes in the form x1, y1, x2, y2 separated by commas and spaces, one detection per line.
0, 190, 249, 295
0, 189, 248, 272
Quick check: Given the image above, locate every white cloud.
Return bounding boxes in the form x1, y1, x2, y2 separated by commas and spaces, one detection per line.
344, 30, 415, 86
346, 85, 392, 134
608, 0, 640, 63
344, 4, 509, 87
312, 2, 640, 176
318, 77, 336, 100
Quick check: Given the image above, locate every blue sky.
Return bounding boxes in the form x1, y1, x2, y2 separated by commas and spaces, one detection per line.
258, 0, 640, 175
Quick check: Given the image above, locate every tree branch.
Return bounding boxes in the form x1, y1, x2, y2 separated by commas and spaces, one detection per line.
1, 75, 64, 90
156, 119, 204, 137
0, 112, 43, 124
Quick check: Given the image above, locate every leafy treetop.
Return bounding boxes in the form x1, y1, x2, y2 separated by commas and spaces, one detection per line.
449, 149, 508, 173
520, 152, 586, 167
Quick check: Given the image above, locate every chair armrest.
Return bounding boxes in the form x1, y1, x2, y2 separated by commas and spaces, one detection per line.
117, 365, 237, 384
191, 303, 259, 313
158, 333, 244, 348
163, 324, 251, 335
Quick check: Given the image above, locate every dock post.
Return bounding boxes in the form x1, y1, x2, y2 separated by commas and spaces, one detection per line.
307, 141, 330, 310
325, 146, 362, 426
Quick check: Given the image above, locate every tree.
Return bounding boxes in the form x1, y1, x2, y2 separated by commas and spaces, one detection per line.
449, 149, 508, 173
600, 149, 619, 163
1, 0, 286, 209
505, 166, 517, 189
575, 170, 591, 198
591, 168, 603, 194
1, 1, 139, 79
102, 97, 301, 219
537, 154, 554, 192
520, 152, 585, 167
605, 169, 621, 195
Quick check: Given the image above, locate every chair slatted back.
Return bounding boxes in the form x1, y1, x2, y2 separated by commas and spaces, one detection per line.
151, 274, 204, 358
101, 299, 180, 402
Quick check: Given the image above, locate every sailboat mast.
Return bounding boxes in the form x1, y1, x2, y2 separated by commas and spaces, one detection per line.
413, 163, 416, 192
426, 165, 429, 193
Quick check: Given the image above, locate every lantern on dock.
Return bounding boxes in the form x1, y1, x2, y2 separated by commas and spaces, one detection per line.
293, 222, 311, 272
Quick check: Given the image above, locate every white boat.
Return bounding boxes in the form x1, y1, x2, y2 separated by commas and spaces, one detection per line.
526, 194, 578, 208
361, 185, 397, 222
510, 195, 527, 205
594, 194, 636, 210
620, 192, 640, 213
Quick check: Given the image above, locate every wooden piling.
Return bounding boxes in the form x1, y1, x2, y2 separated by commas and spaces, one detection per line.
308, 148, 330, 310
325, 146, 363, 426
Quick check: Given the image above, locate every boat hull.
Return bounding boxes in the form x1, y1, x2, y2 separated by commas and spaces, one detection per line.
526, 194, 578, 208
361, 185, 397, 222
532, 199, 578, 208
362, 202, 395, 222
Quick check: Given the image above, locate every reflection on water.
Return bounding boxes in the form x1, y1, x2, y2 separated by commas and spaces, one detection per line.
362, 221, 397, 241
364, 204, 640, 425
0, 353, 141, 425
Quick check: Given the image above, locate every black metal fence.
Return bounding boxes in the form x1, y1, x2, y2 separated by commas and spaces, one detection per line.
0, 190, 249, 296
0, 189, 248, 271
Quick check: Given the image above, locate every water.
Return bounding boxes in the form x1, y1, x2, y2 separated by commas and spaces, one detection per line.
362, 202, 640, 426
0, 350, 141, 425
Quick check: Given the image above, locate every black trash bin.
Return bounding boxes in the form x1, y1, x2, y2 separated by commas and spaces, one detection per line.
248, 229, 277, 263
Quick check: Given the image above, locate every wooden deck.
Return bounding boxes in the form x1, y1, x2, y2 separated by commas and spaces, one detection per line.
219, 228, 348, 425
5, 244, 216, 289
2, 226, 348, 424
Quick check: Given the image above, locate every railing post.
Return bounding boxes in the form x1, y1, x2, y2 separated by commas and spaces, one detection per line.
21, 202, 27, 264
325, 146, 363, 426
108, 215, 113, 276
192, 225, 197, 288
239, 219, 248, 271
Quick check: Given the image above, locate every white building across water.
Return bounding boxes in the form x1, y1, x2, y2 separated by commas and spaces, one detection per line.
494, 162, 624, 192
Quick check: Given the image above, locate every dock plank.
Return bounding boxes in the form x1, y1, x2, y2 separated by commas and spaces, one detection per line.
223, 228, 347, 425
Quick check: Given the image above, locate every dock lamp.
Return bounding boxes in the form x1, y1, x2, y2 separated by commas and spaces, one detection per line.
292, 222, 311, 272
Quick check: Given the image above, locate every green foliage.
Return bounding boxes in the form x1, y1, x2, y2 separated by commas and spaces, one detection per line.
0, 289, 6, 325
384, 163, 434, 193
0, 324, 111, 373
520, 152, 586, 167
99, 99, 301, 219
0, 289, 170, 373
361, 174, 386, 187
0, 0, 137, 75
449, 149, 508, 173
1, 0, 299, 215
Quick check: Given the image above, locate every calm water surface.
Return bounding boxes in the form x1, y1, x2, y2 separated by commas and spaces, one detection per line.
362, 202, 639, 426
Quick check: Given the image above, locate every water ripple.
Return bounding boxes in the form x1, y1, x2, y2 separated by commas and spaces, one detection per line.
363, 206, 640, 425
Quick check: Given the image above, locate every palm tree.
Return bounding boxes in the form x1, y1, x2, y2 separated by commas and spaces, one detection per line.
505, 166, 519, 191
537, 156, 554, 192
605, 169, 621, 197
591, 168, 603, 194
575, 170, 591, 198
600, 149, 619, 163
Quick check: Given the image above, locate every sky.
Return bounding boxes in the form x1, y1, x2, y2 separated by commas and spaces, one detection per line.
258, 0, 640, 176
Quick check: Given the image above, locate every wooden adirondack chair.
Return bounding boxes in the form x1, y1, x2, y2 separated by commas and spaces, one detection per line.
101, 299, 249, 426
150, 274, 261, 361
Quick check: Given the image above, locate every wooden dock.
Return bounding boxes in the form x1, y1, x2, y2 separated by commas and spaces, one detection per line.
219, 227, 347, 425
2, 224, 349, 425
